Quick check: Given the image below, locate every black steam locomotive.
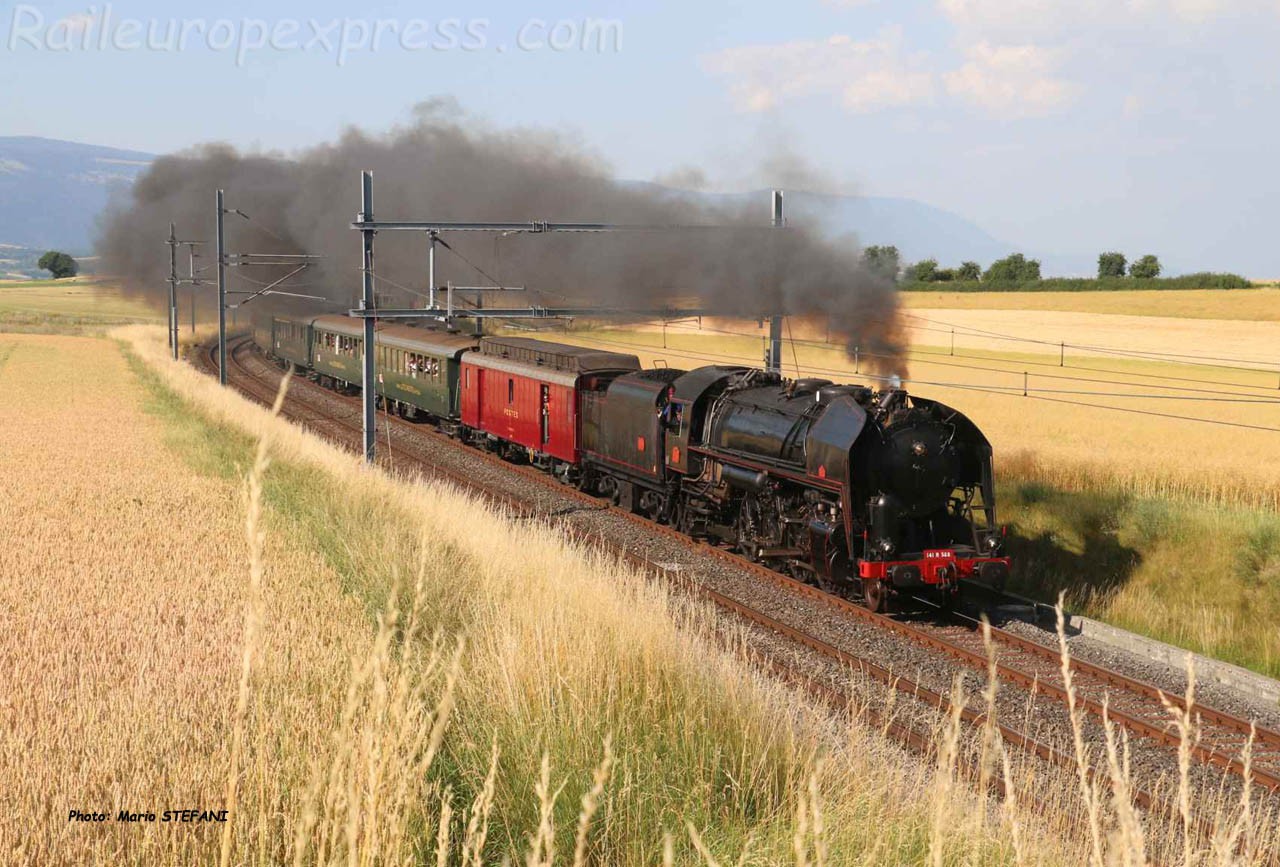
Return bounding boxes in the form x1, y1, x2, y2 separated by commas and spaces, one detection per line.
254, 314, 1010, 612
580, 365, 1009, 612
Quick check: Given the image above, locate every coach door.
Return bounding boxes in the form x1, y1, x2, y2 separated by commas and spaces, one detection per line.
539, 384, 550, 446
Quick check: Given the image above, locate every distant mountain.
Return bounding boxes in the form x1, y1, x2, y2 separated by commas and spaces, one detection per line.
779, 190, 1020, 267
0, 137, 154, 259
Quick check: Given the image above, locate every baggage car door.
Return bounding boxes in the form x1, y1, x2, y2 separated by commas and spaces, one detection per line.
540, 384, 550, 446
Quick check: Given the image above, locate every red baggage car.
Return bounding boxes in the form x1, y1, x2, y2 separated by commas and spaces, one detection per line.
459, 336, 640, 467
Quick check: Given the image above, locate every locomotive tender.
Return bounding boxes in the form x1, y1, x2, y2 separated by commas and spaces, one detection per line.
252, 312, 1009, 612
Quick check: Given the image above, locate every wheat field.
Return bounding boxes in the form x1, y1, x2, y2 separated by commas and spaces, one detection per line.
0, 278, 160, 332
0, 332, 377, 863
900, 286, 1280, 321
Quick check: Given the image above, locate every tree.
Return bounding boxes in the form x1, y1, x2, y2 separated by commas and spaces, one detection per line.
1097, 251, 1127, 278
933, 268, 956, 282
860, 245, 901, 282
956, 261, 981, 281
906, 258, 938, 283
38, 251, 79, 279
983, 253, 1041, 283
1129, 254, 1162, 279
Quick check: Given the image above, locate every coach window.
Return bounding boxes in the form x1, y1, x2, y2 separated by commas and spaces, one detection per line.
508, 378, 514, 403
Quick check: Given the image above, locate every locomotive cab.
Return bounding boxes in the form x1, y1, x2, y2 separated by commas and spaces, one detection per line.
580, 367, 686, 518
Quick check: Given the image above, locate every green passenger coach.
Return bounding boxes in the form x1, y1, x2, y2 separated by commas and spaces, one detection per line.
271, 316, 314, 370
311, 315, 367, 389
255, 313, 481, 422
376, 325, 477, 420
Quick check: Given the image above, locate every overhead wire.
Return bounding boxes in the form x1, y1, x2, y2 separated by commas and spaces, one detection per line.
435, 236, 509, 289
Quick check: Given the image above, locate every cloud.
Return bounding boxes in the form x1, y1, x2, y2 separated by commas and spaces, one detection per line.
56, 12, 95, 35
702, 28, 935, 114
943, 42, 1075, 115
938, 0, 1274, 32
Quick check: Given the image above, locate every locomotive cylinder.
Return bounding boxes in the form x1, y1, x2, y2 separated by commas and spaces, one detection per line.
721, 464, 769, 492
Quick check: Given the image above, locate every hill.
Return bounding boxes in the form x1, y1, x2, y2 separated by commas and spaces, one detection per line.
0, 137, 154, 262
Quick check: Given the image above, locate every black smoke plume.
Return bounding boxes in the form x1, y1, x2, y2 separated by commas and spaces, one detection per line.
98, 101, 904, 372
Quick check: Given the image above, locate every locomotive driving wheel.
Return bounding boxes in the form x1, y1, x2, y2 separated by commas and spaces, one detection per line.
862, 578, 888, 614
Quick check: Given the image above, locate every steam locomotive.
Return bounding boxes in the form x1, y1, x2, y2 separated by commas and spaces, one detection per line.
254, 313, 1010, 611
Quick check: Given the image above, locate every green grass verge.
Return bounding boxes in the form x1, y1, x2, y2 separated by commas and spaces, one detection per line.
1001, 471, 1280, 680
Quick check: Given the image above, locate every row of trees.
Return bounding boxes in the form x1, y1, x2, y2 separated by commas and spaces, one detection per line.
861, 246, 1041, 283
861, 245, 1167, 284
1097, 251, 1162, 279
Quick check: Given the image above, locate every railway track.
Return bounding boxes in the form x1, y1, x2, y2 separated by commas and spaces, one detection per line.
202, 335, 1280, 825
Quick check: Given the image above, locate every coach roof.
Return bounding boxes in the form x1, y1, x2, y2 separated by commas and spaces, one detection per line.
478, 336, 640, 374
378, 325, 479, 357
312, 315, 369, 339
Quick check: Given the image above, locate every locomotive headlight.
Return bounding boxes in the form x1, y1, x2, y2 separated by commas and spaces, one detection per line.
984, 535, 1001, 553
879, 538, 896, 555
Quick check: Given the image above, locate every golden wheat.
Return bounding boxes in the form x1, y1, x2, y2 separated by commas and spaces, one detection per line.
901, 287, 1280, 322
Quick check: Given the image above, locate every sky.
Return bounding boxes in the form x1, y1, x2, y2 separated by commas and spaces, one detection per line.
2, 0, 1279, 274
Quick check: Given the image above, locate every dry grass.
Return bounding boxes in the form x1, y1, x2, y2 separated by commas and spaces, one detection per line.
900, 287, 1280, 321
4, 324, 1277, 864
